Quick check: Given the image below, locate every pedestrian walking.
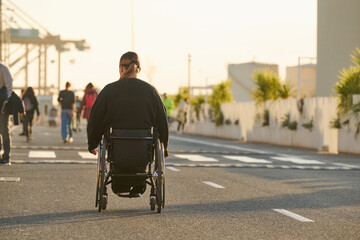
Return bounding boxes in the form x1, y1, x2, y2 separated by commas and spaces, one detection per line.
22, 87, 40, 142
0, 63, 13, 165
19, 89, 27, 136
58, 81, 75, 143
162, 93, 174, 123
78, 82, 97, 125
73, 96, 81, 131
48, 106, 58, 127
177, 98, 189, 133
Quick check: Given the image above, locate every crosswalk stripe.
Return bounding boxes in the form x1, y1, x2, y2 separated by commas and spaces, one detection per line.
28, 151, 56, 158
78, 151, 97, 159
174, 154, 218, 162
223, 155, 271, 163
0, 177, 20, 182
202, 181, 225, 188
271, 156, 324, 165
166, 166, 180, 172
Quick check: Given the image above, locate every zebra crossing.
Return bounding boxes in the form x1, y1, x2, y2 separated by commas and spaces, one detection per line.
8, 150, 360, 170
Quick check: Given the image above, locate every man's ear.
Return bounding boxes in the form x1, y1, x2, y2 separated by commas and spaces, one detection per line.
137, 67, 141, 73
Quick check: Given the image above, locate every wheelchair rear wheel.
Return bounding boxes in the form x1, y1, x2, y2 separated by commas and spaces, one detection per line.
155, 140, 165, 213
96, 137, 108, 212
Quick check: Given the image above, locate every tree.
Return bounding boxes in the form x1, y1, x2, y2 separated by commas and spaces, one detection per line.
191, 94, 205, 121
252, 69, 279, 105
208, 80, 233, 125
334, 47, 360, 115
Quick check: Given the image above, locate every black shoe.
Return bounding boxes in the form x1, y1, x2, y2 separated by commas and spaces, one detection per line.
0, 160, 11, 166
129, 193, 141, 198
19, 132, 26, 136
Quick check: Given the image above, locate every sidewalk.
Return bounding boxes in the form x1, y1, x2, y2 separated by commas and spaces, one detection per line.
11, 123, 88, 149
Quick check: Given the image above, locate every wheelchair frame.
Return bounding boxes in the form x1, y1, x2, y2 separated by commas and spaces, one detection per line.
95, 128, 165, 213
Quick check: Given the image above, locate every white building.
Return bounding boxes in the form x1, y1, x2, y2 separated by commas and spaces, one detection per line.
228, 62, 279, 102
286, 63, 316, 98
316, 0, 360, 96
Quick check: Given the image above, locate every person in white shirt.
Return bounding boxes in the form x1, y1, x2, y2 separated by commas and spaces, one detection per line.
177, 98, 189, 132
0, 63, 14, 165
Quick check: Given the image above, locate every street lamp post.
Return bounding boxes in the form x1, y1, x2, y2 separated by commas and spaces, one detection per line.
131, 0, 134, 51
188, 53, 191, 98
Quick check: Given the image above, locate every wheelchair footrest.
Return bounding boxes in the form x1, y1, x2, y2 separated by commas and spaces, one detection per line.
112, 173, 150, 178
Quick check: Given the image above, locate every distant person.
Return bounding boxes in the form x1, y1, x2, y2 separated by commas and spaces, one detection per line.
78, 82, 97, 125
0, 63, 13, 165
22, 87, 40, 142
48, 106, 58, 127
73, 96, 82, 132
19, 89, 27, 136
177, 98, 189, 133
162, 93, 175, 123
58, 81, 75, 143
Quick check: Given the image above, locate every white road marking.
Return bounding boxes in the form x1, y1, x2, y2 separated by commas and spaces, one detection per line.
223, 155, 271, 163
166, 166, 180, 172
333, 163, 360, 168
202, 181, 225, 189
28, 151, 56, 158
78, 151, 97, 159
171, 135, 270, 154
271, 156, 324, 165
14, 160, 96, 164
0, 177, 20, 182
273, 209, 314, 222
174, 154, 218, 162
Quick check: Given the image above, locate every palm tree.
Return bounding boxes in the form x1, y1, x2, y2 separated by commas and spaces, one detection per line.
251, 69, 281, 105
334, 47, 360, 115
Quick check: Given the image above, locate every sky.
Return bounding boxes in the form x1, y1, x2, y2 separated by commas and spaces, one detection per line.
8, 0, 316, 95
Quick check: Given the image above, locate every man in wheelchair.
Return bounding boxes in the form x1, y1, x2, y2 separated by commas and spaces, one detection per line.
87, 51, 169, 198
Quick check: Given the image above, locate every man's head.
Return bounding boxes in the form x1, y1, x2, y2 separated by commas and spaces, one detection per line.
65, 82, 71, 90
163, 93, 167, 99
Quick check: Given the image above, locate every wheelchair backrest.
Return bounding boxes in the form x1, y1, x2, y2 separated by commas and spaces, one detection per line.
109, 128, 154, 173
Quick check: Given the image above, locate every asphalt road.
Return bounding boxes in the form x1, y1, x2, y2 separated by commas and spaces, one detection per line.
0, 125, 359, 239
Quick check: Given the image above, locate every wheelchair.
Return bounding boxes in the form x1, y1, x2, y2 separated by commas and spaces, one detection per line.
95, 127, 165, 213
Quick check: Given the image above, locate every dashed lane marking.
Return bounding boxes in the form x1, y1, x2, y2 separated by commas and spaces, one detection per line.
0, 177, 20, 182
273, 209, 314, 222
223, 155, 271, 163
28, 151, 56, 158
202, 181, 225, 189
166, 166, 180, 172
174, 154, 218, 162
271, 156, 324, 165
78, 151, 97, 159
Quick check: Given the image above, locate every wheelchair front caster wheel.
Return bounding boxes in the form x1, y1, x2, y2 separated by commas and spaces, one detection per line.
150, 197, 156, 211
101, 195, 107, 210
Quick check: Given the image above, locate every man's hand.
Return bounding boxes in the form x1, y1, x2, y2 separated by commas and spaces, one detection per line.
164, 149, 169, 158
90, 149, 97, 155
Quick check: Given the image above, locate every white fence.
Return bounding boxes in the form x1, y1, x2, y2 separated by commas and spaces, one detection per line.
184, 97, 360, 155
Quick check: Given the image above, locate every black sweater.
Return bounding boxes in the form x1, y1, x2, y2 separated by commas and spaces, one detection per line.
87, 78, 169, 154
